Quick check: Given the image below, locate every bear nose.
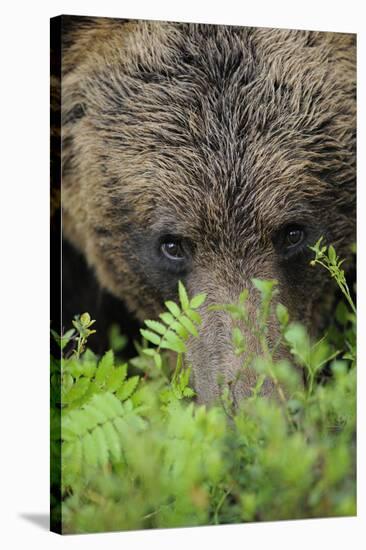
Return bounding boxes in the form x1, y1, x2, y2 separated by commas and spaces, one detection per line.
186, 299, 279, 406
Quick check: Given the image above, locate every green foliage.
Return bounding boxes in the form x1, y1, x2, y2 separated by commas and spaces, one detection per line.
310, 237, 356, 315
51, 328, 75, 351
51, 243, 356, 533
140, 280, 206, 398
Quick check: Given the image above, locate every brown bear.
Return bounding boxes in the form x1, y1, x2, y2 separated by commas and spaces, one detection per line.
55, 16, 356, 405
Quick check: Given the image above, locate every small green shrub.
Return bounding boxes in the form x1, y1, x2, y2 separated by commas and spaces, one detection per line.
51, 241, 356, 533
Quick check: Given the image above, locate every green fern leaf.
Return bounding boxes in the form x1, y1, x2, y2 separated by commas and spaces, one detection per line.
83, 432, 98, 467
142, 348, 157, 357
171, 320, 190, 340
116, 375, 140, 401
165, 301, 181, 318
154, 353, 162, 369
61, 373, 74, 396
95, 350, 114, 387
185, 309, 202, 325
92, 425, 109, 466
140, 329, 161, 346
62, 395, 115, 441
62, 392, 130, 462
62, 405, 103, 439
94, 392, 124, 418
64, 357, 84, 379
144, 320, 166, 335
161, 331, 187, 353
103, 421, 122, 462
106, 364, 128, 392
62, 377, 90, 405
172, 383, 183, 399
183, 387, 195, 398
83, 402, 109, 427
62, 439, 83, 486
180, 316, 199, 337
80, 350, 97, 378
190, 293, 206, 309
113, 411, 146, 434
328, 245, 337, 265
180, 366, 191, 387
113, 415, 127, 435
178, 281, 189, 310
74, 380, 99, 407
159, 312, 175, 325
61, 423, 78, 442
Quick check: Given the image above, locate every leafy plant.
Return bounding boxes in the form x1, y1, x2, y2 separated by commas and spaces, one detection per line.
51, 241, 356, 533
140, 280, 206, 399
310, 237, 356, 315
72, 312, 97, 358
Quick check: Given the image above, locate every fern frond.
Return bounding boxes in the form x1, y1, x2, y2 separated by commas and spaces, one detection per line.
61, 392, 143, 486
62, 348, 132, 410
106, 364, 128, 392
140, 281, 206, 358
95, 350, 114, 387
116, 375, 140, 401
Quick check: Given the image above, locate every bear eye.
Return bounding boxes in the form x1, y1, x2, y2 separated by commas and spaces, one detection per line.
160, 238, 185, 261
284, 225, 305, 248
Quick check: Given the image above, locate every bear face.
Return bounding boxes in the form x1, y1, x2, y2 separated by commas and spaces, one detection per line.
60, 17, 356, 405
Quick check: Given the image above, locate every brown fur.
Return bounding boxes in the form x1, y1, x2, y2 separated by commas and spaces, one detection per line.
59, 16, 356, 405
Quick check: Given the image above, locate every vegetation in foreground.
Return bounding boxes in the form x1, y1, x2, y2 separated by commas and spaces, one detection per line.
50, 239, 356, 533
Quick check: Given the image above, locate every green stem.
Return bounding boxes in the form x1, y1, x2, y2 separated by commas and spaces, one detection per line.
342, 286, 357, 316
313, 259, 356, 315
214, 488, 231, 524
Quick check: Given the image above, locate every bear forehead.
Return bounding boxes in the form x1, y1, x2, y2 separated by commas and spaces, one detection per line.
76, 22, 354, 244
85, 21, 350, 129
84, 22, 352, 192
